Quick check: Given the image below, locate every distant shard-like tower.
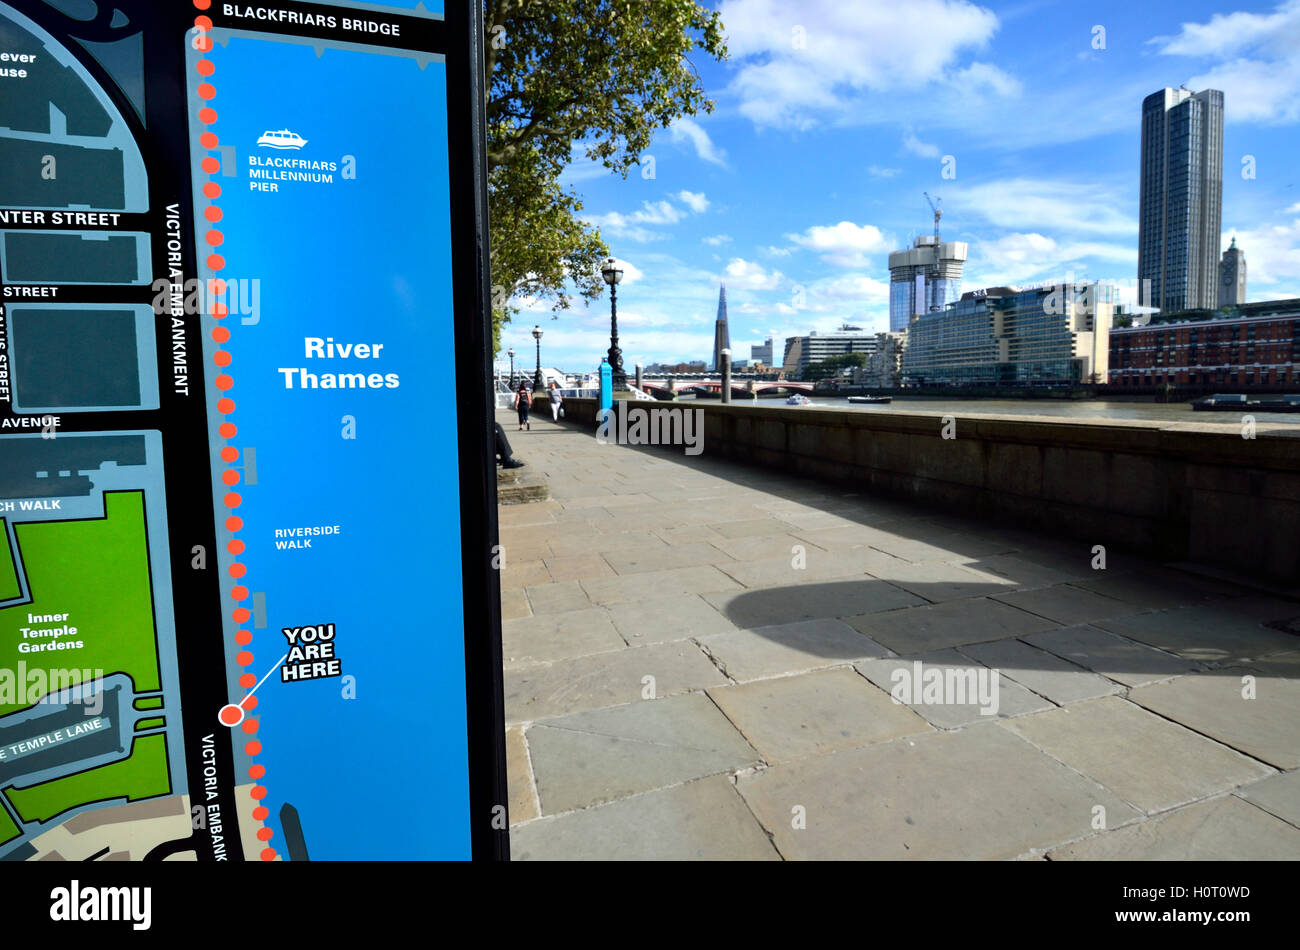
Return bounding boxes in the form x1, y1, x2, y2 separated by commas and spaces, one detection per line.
711, 283, 731, 371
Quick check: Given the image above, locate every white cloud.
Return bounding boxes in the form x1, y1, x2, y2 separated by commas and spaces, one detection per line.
718, 0, 1006, 128
677, 190, 710, 213
668, 117, 728, 165
945, 178, 1137, 237
901, 130, 942, 159
1151, 2, 1300, 124
1151, 1, 1300, 59
868, 165, 901, 178
786, 220, 892, 268
952, 62, 1022, 97
1225, 219, 1300, 291
724, 258, 784, 290
702, 234, 733, 246
964, 232, 1136, 288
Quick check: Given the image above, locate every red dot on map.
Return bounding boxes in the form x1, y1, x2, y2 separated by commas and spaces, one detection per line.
260, 848, 276, 862
241, 695, 258, 711
242, 718, 258, 735
249, 764, 265, 780
218, 422, 236, 438
227, 535, 244, 552
233, 607, 250, 622
234, 629, 251, 645
236, 650, 253, 667
251, 786, 267, 801
212, 327, 230, 344
195, 16, 213, 31
223, 471, 240, 488
200, 130, 217, 148
217, 704, 243, 727
201, 156, 218, 174
195, 35, 212, 52
194, 0, 211, 10
224, 493, 240, 511
228, 562, 245, 578
207, 253, 225, 271
205, 229, 223, 246
252, 805, 268, 821
215, 350, 232, 368
199, 107, 216, 124
203, 182, 220, 198
197, 83, 215, 101
231, 584, 249, 601
225, 515, 242, 533
217, 397, 235, 415
239, 673, 255, 690
215, 374, 233, 391
208, 277, 226, 294
246, 741, 262, 758
257, 828, 273, 842
211, 302, 228, 318
197, 60, 215, 78
205, 206, 222, 222
221, 446, 238, 462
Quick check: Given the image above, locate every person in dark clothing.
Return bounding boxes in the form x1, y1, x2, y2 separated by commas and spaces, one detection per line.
514, 380, 531, 430
496, 423, 525, 468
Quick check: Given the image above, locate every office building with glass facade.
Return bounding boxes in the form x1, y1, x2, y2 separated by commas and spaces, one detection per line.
901, 284, 1116, 386
888, 236, 968, 331
1139, 87, 1224, 313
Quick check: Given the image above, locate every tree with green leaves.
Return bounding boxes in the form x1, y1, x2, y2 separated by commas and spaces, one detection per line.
804, 352, 867, 381
484, 0, 727, 353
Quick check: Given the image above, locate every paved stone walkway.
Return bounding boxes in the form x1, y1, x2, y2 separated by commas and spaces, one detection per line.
495, 409, 1300, 860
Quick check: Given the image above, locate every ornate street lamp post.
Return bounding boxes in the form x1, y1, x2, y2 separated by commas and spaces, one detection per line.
600, 257, 627, 389
532, 325, 544, 390
507, 347, 515, 387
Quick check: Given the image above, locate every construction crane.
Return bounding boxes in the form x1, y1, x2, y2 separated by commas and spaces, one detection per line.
923, 192, 942, 240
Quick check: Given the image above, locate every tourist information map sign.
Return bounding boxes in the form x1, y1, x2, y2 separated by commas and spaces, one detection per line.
0, 0, 508, 866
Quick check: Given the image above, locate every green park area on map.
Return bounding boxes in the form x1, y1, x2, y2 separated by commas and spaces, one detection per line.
0, 801, 19, 845
0, 491, 159, 714
5, 733, 170, 823
0, 522, 19, 602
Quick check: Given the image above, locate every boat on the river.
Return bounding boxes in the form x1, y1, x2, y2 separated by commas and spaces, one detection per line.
785, 394, 812, 406
847, 395, 892, 404
1192, 393, 1300, 412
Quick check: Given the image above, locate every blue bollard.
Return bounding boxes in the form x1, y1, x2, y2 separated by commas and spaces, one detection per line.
598, 357, 613, 430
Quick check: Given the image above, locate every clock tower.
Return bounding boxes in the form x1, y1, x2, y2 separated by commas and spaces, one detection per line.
1218, 236, 1247, 307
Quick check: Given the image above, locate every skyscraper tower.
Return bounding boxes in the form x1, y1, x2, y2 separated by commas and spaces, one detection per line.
711, 283, 731, 371
1139, 87, 1224, 312
888, 237, 968, 331
1219, 236, 1247, 307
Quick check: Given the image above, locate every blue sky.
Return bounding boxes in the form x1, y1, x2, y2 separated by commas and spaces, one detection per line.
504, 0, 1300, 373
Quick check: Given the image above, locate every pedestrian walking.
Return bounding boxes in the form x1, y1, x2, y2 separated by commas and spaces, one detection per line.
548, 380, 564, 422
514, 379, 531, 430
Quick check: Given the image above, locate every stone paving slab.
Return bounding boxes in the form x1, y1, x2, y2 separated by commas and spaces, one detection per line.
541, 554, 615, 583
504, 640, 727, 723
606, 594, 739, 647
709, 517, 804, 539
499, 587, 531, 621
1127, 656, 1300, 770
698, 619, 893, 682
1022, 624, 1198, 688
1048, 794, 1300, 860
505, 725, 539, 823
708, 667, 933, 762
855, 650, 1053, 728
525, 692, 762, 814
545, 528, 669, 557
962, 553, 1090, 589
581, 564, 743, 606
862, 559, 1019, 603
500, 559, 551, 590
846, 597, 1057, 654
707, 531, 827, 563
1002, 696, 1273, 814
524, 580, 592, 615
736, 723, 1140, 860
705, 577, 924, 629
1070, 569, 1240, 610
958, 637, 1122, 705
510, 775, 780, 861
603, 541, 736, 576
1236, 769, 1300, 828
1095, 603, 1300, 663
989, 584, 1140, 626
501, 607, 626, 669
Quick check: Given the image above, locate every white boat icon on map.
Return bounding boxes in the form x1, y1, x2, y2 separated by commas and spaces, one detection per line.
257, 129, 308, 149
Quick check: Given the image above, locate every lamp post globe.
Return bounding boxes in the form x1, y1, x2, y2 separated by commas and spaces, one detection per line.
532, 325, 545, 390
600, 257, 628, 389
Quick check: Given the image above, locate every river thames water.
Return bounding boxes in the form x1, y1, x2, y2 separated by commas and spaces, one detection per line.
728, 396, 1300, 425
